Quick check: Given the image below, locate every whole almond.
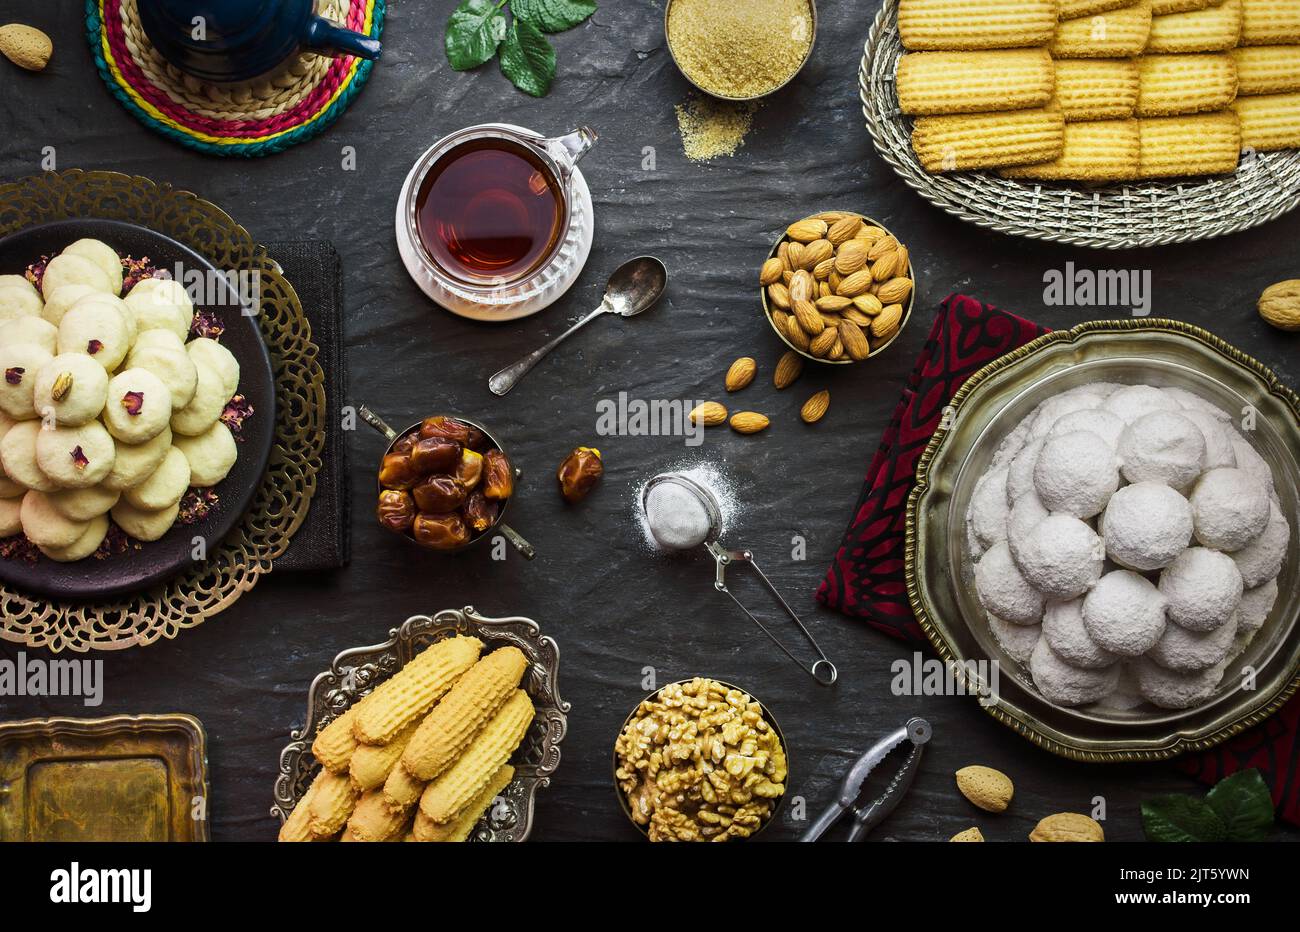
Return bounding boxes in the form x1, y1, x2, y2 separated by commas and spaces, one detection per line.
872, 303, 904, 340
783, 315, 811, 350
856, 225, 887, 243
834, 240, 868, 275
867, 235, 899, 261
814, 210, 848, 222
809, 328, 837, 357
789, 269, 814, 304
877, 276, 913, 305
871, 251, 900, 282
955, 765, 1013, 813
829, 337, 844, 360
829, 270, 843, 291
836, 270, 873, 298
839, 320, 871, 360
793, 299, 824, 335
1029, 813, 1105, 842
729, 411, 770, 434
786, 242, 806, 270
826, 215, 862, 245
853, 293, 884, 316
773, 351, 803, 389
786, 218, 828, 243
802, 239, 833, 268
1259, 280, 1300, 331
950, 827, 985, 842
772, 310, 792, 336
0, 24, 53, 72
801, 390, 830, 423
812, 258, 835, 281
894, 244, 910, 277
759, 258, 784, 286
819, 281, 832, 299
843, 307, 874, 328
725, 357, 757, 392
820, 313, 842, 329
816, 295, 853, 313
777, 241, 792, 271
689, 401, 728, 427
767, 282, 791, 311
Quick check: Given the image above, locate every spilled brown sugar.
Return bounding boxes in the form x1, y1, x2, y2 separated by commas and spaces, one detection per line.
674, 95, 758, 162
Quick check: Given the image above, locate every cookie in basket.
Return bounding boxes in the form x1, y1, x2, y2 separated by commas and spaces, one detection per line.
896, 48, 1055, 114
1137, 110, 1243, 176
1147, 0, 1244, 52
1001, 119, 1142, 181
1052, 58, 1141, 120
898, 0, 1058, 50
1135, 53, 1240, 116
912, 107, 1066, 171
1233, 91, 1300, 149
1051, 0, 1155, 58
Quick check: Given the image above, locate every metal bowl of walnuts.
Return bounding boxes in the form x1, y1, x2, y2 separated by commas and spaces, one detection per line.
759, 211, 916, 365
612, 677, 789, 842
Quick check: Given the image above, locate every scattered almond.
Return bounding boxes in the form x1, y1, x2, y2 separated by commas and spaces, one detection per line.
1029, 812, 1105, 843
0, 24, 52, 72
689, 401, 728, 427
773, 351, 803, 389
725, 357, 756, 392
800, 390, 829, 423
729, 411, 770, 434
950, 827, 985, 842
955, 765, 1013, 813
1259, 280, 1300, 332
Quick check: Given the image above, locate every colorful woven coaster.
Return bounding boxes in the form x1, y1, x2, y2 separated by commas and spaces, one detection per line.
86, 0, 384, 157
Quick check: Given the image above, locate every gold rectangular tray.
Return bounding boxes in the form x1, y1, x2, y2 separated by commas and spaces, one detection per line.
0, 714, 209, 842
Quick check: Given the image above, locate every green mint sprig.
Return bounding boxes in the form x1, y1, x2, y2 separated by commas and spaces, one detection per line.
444, 0, 596, 97
1141, 768, 1275, 842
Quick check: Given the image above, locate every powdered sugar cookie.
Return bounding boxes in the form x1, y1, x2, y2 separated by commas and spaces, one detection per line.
0, 315, 57, 353
1163, 386, 1231, 421
1179, 407, 1237, 470
1097, 663, 1144, 712
1046, 407, 1126, 449
1147, 611, 1237, 673
170, 361, 227, 437
40, 284, 97, 327
1158, 546, 1243, 631
103, 427, 172, 492
1229, 435, 1274, 496
1236, 577, 1278, 637
0, 420, 58, 492
41, 253, 112, 298
173, 420, 236, 487
1134, 656, 1221, 710
32, 353, 109, 427
969, 465, 1010, 548
1006, 488, 1050, 566
1117, 411, 1207, 489
62, 239, 123, 295
123, 446, 190, 511
0, 284, 43, 321
1030, 637, 1120, 707
975, 540, 1044, 624
1034, 429, 1119, 519
1043, 598, 1118, 669
1229, 500, 1288, 588
1028, 390, 1105, 439
20, 490, 90, 548
0, 342, 53, 419
1102, 384, 1180, 423
35, 420, 115, 488
111, 498, 180, 542
1083, 569, 1168, 657
124, 278, 193, 341
56, 301, 129, 372
125, 344, 197, 410
186, 337, 239, 400
1015, 514, 1105, 599
0, 493, 21, 535
48, 483, 119, 521
102, 368, 170, 443
1005, 436, 1044, 503
40, 512, 109, 562
988, 612, 1041, 665
1190, 467, 1270, 551
1101, 481, 1193, 571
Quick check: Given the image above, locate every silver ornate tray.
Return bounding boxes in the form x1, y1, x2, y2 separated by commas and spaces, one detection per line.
907, 320, 1300, 761
861, 0, 1300, 248
272, 607, 569, 841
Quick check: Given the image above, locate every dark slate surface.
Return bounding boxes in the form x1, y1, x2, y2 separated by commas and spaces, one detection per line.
2, 2, 1297, 843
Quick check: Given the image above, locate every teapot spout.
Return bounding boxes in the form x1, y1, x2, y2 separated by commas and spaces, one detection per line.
304, 15, 381, 61
544, 126, 598, 178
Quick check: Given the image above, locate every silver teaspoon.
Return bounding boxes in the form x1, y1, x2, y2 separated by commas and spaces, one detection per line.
488, 256, 668, 396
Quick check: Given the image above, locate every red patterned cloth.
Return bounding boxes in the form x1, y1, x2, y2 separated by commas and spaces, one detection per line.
817, 293, 1300, 828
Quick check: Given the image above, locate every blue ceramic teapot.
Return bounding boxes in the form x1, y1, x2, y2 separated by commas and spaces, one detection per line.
138, 0, 381, 84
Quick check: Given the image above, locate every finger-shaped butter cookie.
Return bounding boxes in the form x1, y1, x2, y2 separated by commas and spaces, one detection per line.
1136, 53, 1239, 116
899, 0, 1058, 49
897, 49, 1055, 115
1001, 119, 1142, 181
1052, 58, 1141, 120
1234, 90, 1300, 149
1137, 110, 1243, 176
1147, 0, 1244, 51
912, 107, 1066, 171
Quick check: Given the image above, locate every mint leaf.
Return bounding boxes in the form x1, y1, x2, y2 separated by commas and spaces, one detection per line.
1142, 795, 1228, 842
445, 0, 506, 71
1206, 769, 1275, 841
499, 19, 556, 97
512, 0, 597, 33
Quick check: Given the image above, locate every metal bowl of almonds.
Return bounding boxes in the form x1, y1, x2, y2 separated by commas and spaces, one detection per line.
613, 677, 789, 842
760, 211, 915, 365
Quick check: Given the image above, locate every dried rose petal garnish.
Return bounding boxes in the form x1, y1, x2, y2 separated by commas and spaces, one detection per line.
24, 256, 50, 291
93, 523, 137, 558
120, 256, 161, 294
190, 309, 225, 341
221, 394, 253, 440
0, 534, 40, 564
71, 445, 89, 469
4, 367, 24, 385
86, 339, 103, 355
121, 391, 144, 416
178, 488, 219, 525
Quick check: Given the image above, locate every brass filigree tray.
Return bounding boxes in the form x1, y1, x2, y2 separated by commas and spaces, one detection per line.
273, 607, 569, 842
907, 320, 1300, 762
0, 170, 325, 652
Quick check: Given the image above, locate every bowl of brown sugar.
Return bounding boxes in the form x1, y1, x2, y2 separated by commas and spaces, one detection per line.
664, 0, 817, 101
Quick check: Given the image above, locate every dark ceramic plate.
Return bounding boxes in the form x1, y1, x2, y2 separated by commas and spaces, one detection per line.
0, 219, 275, 600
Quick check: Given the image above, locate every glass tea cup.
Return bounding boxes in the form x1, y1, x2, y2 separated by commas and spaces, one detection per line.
399, 124, 597, 307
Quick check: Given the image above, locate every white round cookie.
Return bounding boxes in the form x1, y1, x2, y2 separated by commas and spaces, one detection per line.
1042, 598, 1118, 669
1083, 569, 1168, 657
35, 421, 115, 488
103, 427, 172, 491
1102, 384, 1180, 424
48, 483, 119, 521
1190, 467, 1270, 552
1005, 437, 1043, 503
1030, 637, 1120, 707
41, 284, 101, 327
969, 466, 1010, 548
1147, 612, 1238, 673
1229, 501, 1288, 589
125, 344, 197, 410
0, 413, 22, 498
1034, 429, 1119, 519
40, 512, 109, 562
56, 301, 129, 372
1015, 514, 1104, 600
1046, 407, 1126, 449
975, 540, 1044, 624
0, 316, 57, 353
0, 274, 36, 296
173, 421, 236, 487
1117, 411, 1206, 489
1158, 547, 1243, 632
1100, 481, 1193, 571
32, 353, 109, 427
1229, 436, 1273, 496
124, 278, 193, 341
0, 420, 58, 492
0, 342, 53, 419
1164, 387, 1231, 422
20, 490, 89, 549
0, 493, 22, 535
1028, 391, 1104, 439
111, 498, 180, 542
1134, 656, 1222, 710
41, 253, 112, 298
1006, 488, 1049, 566
132, 329, 185, 352
170, 361, 227, 436
103, 368, 170, 443
0, 284, 43, 321
124, 446, 190, 511
1178, 407, 1236, 470
186, 337, 239, 400
62, 239, 123, 295
988, 612, 1041, 665
70, 292, 136, 345
1236, 578, 1278, 638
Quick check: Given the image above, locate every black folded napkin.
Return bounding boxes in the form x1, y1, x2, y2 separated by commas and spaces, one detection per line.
265, 240, 349, 571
